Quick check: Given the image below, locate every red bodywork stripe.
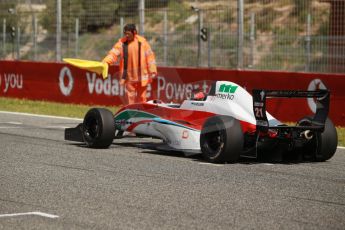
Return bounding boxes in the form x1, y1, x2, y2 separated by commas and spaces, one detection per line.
127, 119, 152, 132
116, 103, 256, 133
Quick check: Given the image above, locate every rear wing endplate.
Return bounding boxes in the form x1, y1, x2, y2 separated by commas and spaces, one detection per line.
252, 89, 330, 132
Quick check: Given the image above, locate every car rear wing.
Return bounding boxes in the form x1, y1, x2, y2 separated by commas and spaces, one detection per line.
252, 89, 330, 132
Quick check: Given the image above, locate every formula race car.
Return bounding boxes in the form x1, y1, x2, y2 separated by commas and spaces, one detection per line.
65, 81, 338, 163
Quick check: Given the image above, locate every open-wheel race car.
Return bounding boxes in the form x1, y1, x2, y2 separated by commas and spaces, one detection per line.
65, 80, 338, 163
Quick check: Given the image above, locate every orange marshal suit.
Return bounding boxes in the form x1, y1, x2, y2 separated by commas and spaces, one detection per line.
103, 35, 157, 104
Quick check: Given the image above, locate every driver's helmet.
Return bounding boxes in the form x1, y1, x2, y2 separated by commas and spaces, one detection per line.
192, 91, 206, 100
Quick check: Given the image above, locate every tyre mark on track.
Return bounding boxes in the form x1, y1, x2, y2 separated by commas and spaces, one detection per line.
0, 198, 55, 210
287, 195, 345, 207
255, 167, 345, 184
39, 162, 96, 173
0, 131, 67, 144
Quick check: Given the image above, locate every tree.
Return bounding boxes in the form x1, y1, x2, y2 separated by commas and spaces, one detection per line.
41, 0, 118, 33
82, 0, 118, 31
292, 0, 312, 22
0, 2, 18, 37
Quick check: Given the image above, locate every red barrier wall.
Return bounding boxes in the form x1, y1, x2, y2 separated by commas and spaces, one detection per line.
0, 60, 344, 125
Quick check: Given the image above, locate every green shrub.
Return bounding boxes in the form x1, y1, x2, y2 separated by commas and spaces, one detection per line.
291, 0, 312, 22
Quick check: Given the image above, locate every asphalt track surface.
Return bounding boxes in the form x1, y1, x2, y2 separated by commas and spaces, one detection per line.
0, 111, 344, 230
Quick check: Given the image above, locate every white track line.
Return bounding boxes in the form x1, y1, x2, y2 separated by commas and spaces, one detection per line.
0, 122, 23, 125
0, 111, 82, 121
6, 122, 23, 125
46, 126, 71, 129
0, 212, 59, 219
198, 162, 224, 167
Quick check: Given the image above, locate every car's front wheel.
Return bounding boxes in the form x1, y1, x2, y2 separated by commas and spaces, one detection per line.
200, 115, 243, 163
82, 108, 115, 148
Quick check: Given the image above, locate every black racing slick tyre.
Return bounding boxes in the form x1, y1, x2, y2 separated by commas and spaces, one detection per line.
297, 116, 338, 161
82, 108, 115, 148
200, 115, 243, 163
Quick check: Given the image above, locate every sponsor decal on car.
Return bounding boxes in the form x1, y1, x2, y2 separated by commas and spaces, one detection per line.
254, 102, 264, 107
215, 83, 238, 100
114, 119, 130, 128
216, 93, 235, 100
191, 102, 204, 106
260, 90, 265, 101
256, 120, 268, 127
219, 84, 238, 93
182, 130, 189, 139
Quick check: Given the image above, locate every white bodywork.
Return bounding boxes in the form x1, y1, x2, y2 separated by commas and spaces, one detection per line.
118, 81, 281, 152
179, 81, 280, 126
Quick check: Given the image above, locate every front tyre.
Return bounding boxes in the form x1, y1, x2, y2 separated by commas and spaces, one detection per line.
200, 116, 243, 163
82, 108, 115, 148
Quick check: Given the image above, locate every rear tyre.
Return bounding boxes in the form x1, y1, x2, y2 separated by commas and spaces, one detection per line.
297, 116, 338, 161
82, 108, 115, 148
200, 115, 243, 163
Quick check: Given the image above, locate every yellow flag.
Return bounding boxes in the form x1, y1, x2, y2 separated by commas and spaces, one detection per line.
63, 58, 109, 79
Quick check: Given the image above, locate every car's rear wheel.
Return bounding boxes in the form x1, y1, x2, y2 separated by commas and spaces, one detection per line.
200, 115, 243, 163
297, 116, 338, 161
82, 108, 115, 148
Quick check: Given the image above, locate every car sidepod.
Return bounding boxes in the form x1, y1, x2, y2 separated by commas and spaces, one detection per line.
151, 118, 202, 152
